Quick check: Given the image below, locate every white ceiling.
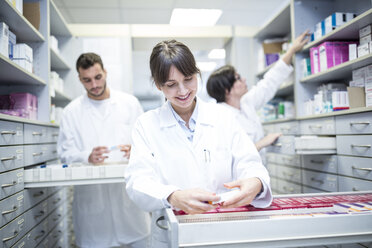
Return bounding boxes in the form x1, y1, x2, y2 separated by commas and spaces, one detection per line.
54, 0, 289, 26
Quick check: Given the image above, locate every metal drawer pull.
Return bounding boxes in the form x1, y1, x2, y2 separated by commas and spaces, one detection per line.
309, 125, 322, 128
52, 133, 59, 136
52, 150, 57, 154
2, 231, 18, 242
273, 143, 282, 147
34, 230, 45, 241
1, 131, 16, 135
156, 216, 168, 230
350, 121, 370, 125
32, 132, 43, 136
34, 210, 45, 218
32, 152, 43, 156
352, 187, 359, 191
280, 127, 290, 130
33, 191, 45, 197
1, 181, 17, 188
53, 214, 62, 221
352, 166, 372, 172
53, 198, 61, 204
310, 160, 323, 164
2, 206, 18, 215
351, 144, 371, 148
311, 177, 324, 184
1, 156, 16, 161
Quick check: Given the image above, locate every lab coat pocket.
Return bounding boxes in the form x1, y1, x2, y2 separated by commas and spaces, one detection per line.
210, 146, 232, 183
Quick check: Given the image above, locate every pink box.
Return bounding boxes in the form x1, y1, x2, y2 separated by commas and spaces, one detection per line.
319, 42, 335, 72
0, 95, 10, 109
9, 93, 38, 120
310, 47, 320, 74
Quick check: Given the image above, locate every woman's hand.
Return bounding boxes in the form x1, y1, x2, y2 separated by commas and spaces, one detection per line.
168, 189, 220, 214
255, 133, 282, 151
282, 30, 310, 65
220, 177, 263, 208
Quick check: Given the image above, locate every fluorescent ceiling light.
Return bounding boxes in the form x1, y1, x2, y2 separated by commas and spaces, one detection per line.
208, 49, 226, 59
170, 8, 222, 26
197, 62, 217, 72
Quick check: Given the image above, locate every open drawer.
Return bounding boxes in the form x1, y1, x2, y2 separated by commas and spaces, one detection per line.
294, 136, 336, 154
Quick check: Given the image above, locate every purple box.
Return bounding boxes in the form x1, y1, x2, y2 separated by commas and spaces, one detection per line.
319, 42, 335, 72
310, 47, 320, 74
265, 53, 280, 66
0, 95, 10, 109
9, 93, 38, 120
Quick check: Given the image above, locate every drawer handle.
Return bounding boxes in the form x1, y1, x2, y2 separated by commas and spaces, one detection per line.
34, 230, 45, 241
309, 125, 322, 128
310, 160, 323, 164
283, 157, 293, 162
52, 133, 59, 136
32, 152, 43, 156
156, 216, 168, 230
273, 143, 282, 147
2, 206, 18, 215
53, 214, 62, 221
1, 131, 16, 135
352, 166, 372, 172
351, 144, 371, 148
52, 150, 57, 154
352, 187, 359, 191
350, 121, 370, 125
280, 127, 290, 131
33, 191, 45, 197
2, 231, 19, 242
1, 180, 17, 188
32, 132, 43, 136
53, 198, 61, 204
282, 186, 294, 192
282, 172, 294, 177
0, 156, 16, 161
311, 177, 324, 184
34, 210, 45, 218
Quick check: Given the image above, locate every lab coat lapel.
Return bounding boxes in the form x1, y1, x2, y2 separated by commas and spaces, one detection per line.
192, 99, 214, 147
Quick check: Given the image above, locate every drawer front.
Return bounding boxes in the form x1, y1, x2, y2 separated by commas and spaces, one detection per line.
24, 144, 51, 166
263, 124, 275, 135
275, 121, 299, 135
300, 117, 335, 135
23, 188, 49, 212
336, 112, 372, 134
46, 143, 58, 161
0, 191, 24, 228
0, 168, 24, 201
302, 185, 327, 193
24, 198, 48, 234
266, 153, 276, 164
270, 177, 278, 192
48, 205, 65, 231
270, 136, 295, 154
12, 217, 49, 248
0, 146, 24, 173
337, 135, 372, 158
338, 155, 372, 181
338, 175, 372, 192
275, 154, 300, 167
48, 190, 66, 213
266, 163, 277, 176
0, 120, 23, 145
277, 179, 301, 194
24, 124, 48, 144
0, 214, 26, 248
302, 155, 338, 173
48, 127, 59, 143
276, 165, 302, 183
302, 170, 338, 192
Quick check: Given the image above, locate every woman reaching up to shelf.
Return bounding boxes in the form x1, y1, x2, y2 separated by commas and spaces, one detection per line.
125, 40, 272, 247
206, 30, 310, 162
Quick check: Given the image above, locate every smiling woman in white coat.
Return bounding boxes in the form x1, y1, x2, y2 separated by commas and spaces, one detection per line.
125, 40, 273, 247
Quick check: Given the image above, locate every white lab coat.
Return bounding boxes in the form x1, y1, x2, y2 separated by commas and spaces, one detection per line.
125, 98, 272, 247
221, 59, 293, 161
57, 90, 150, 248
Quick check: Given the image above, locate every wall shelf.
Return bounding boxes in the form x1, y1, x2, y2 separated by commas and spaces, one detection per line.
50, 48, 70, 70
298, 107, 372, 120
53, 89, 72, 102
50, 0, 72, 37
276, 81, 294, 97
0, 113, 58, 127
0, 54, 46, 85
256, 62, 276, 78
0, 0, 45, 42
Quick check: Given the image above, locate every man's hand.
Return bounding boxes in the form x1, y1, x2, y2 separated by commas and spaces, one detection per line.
168, 189, 220, 215
88, 146, 109, 164
119, 144, 131, 159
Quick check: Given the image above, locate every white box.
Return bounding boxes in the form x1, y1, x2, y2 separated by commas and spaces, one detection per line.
314, 22, 323, 40
366, 92, 372, 107
349, 78, 365, 87
357, 43, 370, 58
0, 22, 9, 57
365, 76, 372, 93
49, 35, 59, 53
325, 13, 353, 34
365, 65, 372, 77
352, 67, 366, 80
360, 34, 372, 45
360, 24, 372, 38
14, 58, 32, 73
349, 43, 357, 60
14, 43, 33, 62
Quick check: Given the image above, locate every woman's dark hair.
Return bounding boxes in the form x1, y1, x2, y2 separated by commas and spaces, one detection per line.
150, 40, 200, 87
76, 52, 104, 72
206, 65, 236, 103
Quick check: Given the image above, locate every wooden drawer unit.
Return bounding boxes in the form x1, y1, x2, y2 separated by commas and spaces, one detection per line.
0, 120, 23, 146
0, 191, 24, 228
0, 146, 24, 173
277, 179, 301, 194
337, 135, 372, 158
276, 165, 302, 184
302, 170, 338, 192
336, 112, 372, 134
338, 175, 372, 192
0, 169, 24, 201
0, 214, 26, 248
24, 124, 49, 144
24, 144, 52, 166
23, 188, 49, 212
300, 117, 335, 135
338, 155, 372, 181
275, 121, 299, 135
302, 155, 338, 174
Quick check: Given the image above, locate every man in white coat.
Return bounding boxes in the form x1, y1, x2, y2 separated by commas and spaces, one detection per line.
57, 53, 150, 248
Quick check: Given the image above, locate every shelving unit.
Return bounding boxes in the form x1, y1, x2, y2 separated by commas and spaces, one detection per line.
50, 48, 70, 70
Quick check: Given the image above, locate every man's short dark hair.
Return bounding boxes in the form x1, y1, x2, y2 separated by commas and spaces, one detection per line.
76, 52, 104, 72
206, 65, 236, 103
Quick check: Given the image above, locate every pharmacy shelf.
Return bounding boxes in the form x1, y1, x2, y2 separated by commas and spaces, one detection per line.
0, 0, 45, 42
0, 113, 59, 127
25, 178, 125, 188
300, 53, 372, 84
50, 0, 72, 37
256, 62, 276, 78
303, 9, 372, 52
298, 106, 372, 120
50, 48, 70, 70
254, 3, 291, 40
53, 89, 72, 102
0, 53, 46, 85
275, 81, 294, 97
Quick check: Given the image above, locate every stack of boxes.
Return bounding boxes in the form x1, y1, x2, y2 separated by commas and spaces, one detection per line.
357, 24, 372, 58
13, 43, 33, 73
349, 65, 372, 108
0, 92, 38, 120
0, 22, 9, 57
